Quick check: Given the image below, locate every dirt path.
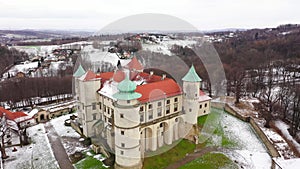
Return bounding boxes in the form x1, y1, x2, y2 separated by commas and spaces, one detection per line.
45, 122, 74, 169
165, 147, 217, 169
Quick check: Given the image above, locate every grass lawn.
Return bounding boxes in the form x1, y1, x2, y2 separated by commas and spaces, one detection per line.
143, 139, 196, 169
74, 150, 108, 169
178, 152, 239, 169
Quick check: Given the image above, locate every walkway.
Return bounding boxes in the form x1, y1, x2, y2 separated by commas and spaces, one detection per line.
45, 122, 74, 169
165, 147, 217, 169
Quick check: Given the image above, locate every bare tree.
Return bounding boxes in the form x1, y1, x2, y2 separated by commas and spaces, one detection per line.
0, 115, 9, 159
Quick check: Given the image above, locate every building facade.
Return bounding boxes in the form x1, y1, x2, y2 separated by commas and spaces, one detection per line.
74, 57, 211, 169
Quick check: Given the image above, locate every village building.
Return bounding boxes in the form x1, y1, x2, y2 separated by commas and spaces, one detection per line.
28, 100, 76, 123
73, 57, 211, 169
0, 107, 35, 129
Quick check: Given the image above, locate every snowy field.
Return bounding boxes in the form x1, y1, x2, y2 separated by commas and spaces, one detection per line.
50, 113, 87, 156
210, 109, 272, 169
4, 124, 59, 169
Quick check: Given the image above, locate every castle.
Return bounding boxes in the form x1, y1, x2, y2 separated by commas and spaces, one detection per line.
73, 57, 211, 169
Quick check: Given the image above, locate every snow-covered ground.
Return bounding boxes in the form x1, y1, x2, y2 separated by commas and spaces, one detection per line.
217, 109, 272, 169
50, 114, 88, 158
274, 120, 300, 154
4, 124, 59, 169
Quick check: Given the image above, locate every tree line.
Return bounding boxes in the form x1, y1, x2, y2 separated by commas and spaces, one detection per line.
0, 76, 72, 108
0, 46, 28, 75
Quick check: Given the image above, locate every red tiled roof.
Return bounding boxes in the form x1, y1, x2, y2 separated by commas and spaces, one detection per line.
113, 70, 126, 82
126, 57, 143, 71
0, 107, 28, 121
136, 79, 182, 103
81, 70, 97, 81
199, 90, 206, 96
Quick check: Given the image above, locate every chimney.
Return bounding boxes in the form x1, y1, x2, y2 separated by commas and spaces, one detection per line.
161, 74, 166, 80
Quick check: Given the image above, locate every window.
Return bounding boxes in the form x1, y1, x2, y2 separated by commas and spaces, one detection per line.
140, 114, 144, 122
140, 106, 144, 112
111, 109, 114, 114
160, 123, 163, 127
195, 93, 198, 97
104, 105, 106, 113
157, 108, 162, 117
166, 99, 170, 105
189, 108, 192, 112
148, 104, 152, 109
121, 130, 124, 135
158, 102, 162, 107
92, 113, 97, 120
99, 102, 102, 110
149, 110, 153, 120
120, 150, 124, 155
121, 143, 125, 147
92, 103, 96, 110
127, 100, 130, 104
175, 118, 178, 122
174, 97, 178, 102
120, 114, 124, 118
174, 104, 178, 112
205, 103, 207, 107
200, 104, 202, 109
166, 106, 170, 114
108, 108, 110, 115
82, 103, 85, 110
204, 110, 206, 113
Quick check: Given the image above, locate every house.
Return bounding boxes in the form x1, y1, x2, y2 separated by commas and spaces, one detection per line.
74, 57, 211, 169
0, 107, 35, 128
28, 101, 76, 123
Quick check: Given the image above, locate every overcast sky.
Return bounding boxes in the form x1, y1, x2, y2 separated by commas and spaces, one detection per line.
0, 0, 299, 31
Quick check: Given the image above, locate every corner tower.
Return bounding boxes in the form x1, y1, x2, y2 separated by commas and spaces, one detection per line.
113, 76, 143, 169
182, 65, 202, 125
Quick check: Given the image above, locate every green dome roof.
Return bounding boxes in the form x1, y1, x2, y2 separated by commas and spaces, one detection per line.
117, 76, 136, 92
113, 76, 142, 100
73, 64, 86, 77
182, 65, 202, 82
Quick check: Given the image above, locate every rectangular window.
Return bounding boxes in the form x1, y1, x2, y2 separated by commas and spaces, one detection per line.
99, 102, 102, 110
140, 106, 144, 112
189, 108, 192, 112
174, 97, 178, 102
92, 113, 97, 120
127, 100, 130, 104
149, 110, 153, 120
111, 109, 114, 114
158, 102, 162, 107
140, 113, 144, 122
120, 114, 124, 118
104, 105, 106, 112
121, 130, 124, 135
205, 103, 207, 107
200, 104, 202, 109
120, 150, 124, 155
174, 103, 178, 112
92, 103, 96, 110
82, 103, 84, 110
121, 143, 125, 147
157, 108, 162, 117
166, 106, 170, 114
166, 99, 170, 105
148, 104, 152, 110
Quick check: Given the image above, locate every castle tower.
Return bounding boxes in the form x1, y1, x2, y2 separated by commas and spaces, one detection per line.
113, 76, 143, 169
182, 65, 202, 125
76, 70, 101, 137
